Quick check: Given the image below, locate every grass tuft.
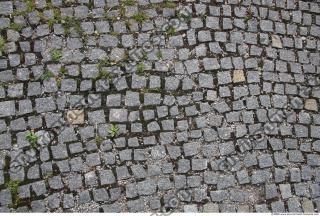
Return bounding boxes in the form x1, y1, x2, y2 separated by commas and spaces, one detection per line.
41, 69, 55, 81
166, 26, 176, 36
132, 12, 147, 23
0, 36, 5, 56
136, 62, 145, 74
122, 0, 136, 6
26, 131, 38, 149
6, 180, 21, 208
109, 124, 119, 138
51, 49, 62, 61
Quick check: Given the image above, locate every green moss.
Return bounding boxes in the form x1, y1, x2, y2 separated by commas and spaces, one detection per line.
98, 70, 113, 81
47, 9, 61, 28
136, 62, 145, 74
132, 12, 147, 23
163, 1, 176, 8
10, 23, 23, 31
0, 36, 5, 56
6, 180, 21, 208
51, 49, 62, 61
61, 16, 82, 35
110, 31, 120, 36
11, 0, 35, 16
122, 0, 136, 6
6, 180, 20, 195
24, 0, 36, 12
64, 0, 76, 6
40, 69, 55, 81
98, 59, 111, 70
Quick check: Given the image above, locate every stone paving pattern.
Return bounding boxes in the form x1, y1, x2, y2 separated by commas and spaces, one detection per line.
0, 0, 320, 213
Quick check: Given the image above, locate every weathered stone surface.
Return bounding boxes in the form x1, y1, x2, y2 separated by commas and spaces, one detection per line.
0, 0, 318, 213
66, 109, 84, 125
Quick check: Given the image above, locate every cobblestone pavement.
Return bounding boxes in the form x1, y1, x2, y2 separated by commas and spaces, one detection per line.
0, 0, 320, 213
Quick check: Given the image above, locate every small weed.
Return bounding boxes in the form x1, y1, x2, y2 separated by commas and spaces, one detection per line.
104, 15, 118, 22
53, 8, 61, 20
11, 0, 35, 16
132, 12, 147, 23
48, 19, 57, 28
142, 52, 148, 60
64, 0, 76, 6
59, 66, 67, 75
119, 6, 126, 17
124, 20, 131, 29
178, 13, 192, 23
61, 16, 82, 35
51, 49, 62, 61
110, 31, 120, 36
122, 51, 130, 62
166, 26, 175, 36
56, 77, 62, 88
98, 70, 113, 80
200, 14, 207, 22
98, 59, 111, 70
156, 51, 163, 59
163, 1, 176, 8
0, 36, 5, 56
95, 135, 104, 145
122, 0, 136, 6
10, 23, 23, 31
150, 3, 161, 10
26, 131, 38, 148
136, 62, 145, 74
6, 180, 20, 195
43, 172, 53, 180
6, 180, 21, 208
245, 7, 253, 22
24, 0, 35, 12
109, 124, 119, 138
47, 8, 62, 28
41, 70, 55, 81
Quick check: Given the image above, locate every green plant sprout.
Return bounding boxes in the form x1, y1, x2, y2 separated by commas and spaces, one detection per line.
132, 12, 147, 23
98, 70, 113, 80
244, 7, 253, 22
51, 49, 62, 61
59, 66, 67, 75
123, 0, 136, 6
41, 70, 55, 81
166, 26, 176, 36
157, 51, 163, 59
136, 62, 145, 74
26, 131, 38, 148
163, 1, 176, 8
95, 135, 104, 145
0, 36, 5, 56
61, 16, 82, 35
5, 180, 21, 208
109, 124, 119, 138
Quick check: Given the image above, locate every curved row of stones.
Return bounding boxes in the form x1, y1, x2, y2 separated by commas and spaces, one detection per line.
0, 0, 319, 213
